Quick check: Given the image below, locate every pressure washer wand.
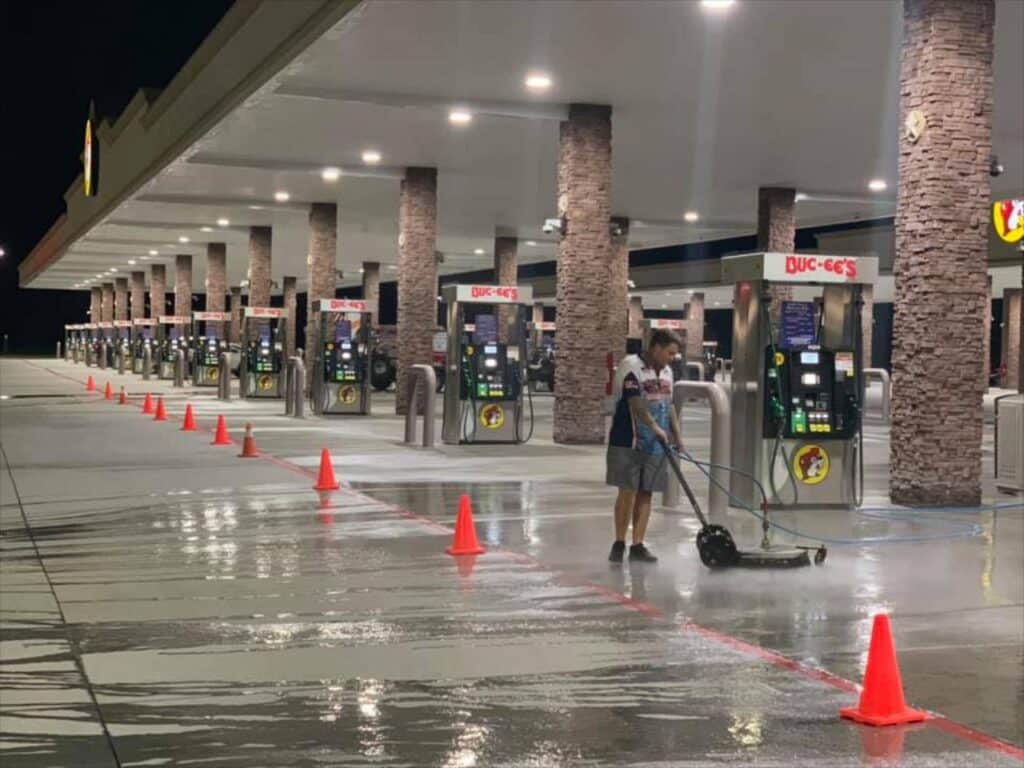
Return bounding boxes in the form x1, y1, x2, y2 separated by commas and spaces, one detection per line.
660, 439, 710, 528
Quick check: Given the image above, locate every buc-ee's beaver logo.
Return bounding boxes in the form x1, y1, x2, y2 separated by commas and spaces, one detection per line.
338, 385, 356, 404
479, 404, 505, 429
793, 444, 830, 485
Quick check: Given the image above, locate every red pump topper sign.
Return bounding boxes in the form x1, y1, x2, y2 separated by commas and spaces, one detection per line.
722, 252, 879, 285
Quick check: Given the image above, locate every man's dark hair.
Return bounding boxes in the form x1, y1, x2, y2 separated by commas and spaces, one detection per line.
649, 329, 682, 350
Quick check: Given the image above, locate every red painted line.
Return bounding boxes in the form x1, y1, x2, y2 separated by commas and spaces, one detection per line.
27, 360, 1024, 761
930, 717, 1024, 761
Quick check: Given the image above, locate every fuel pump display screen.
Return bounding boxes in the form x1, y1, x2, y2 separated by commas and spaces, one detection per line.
764, 346, 858, 439
463, 343, 511, 400
253, 327, 275, 372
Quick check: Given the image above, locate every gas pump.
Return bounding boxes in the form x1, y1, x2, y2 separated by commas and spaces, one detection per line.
192, 311, 230, 387
113, 321, 133, 368
441, 284, 533, 445
527, 321, 556, 393
83, 323, 98, 365
157, 316, 191, 379
240, 307, 286, 399
131, 318, 158, 373
95, 322, 114, 366
723, 251, 877, 509
312, 299, 373, 415
701, 341, 719, 381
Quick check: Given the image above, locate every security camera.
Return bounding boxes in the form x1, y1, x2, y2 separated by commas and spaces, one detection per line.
543, 217, 562, 235
990, 154, 1004, 177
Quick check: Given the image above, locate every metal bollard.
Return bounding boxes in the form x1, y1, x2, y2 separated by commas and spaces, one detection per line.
117, 348, 126, 375
218, 352, 231, 401
143, 346, 152, 381
99, 342, 108, 370
404, 364, 436, 447
284, 358, 295, 416
292, 359, 305, 418
57, 341, 62, 359
663, 380, 730, 522
173, 349, 185, 388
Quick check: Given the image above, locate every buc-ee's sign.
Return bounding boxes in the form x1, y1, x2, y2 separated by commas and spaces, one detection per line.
993, 199, 1023, 244
783, 255, 858, 279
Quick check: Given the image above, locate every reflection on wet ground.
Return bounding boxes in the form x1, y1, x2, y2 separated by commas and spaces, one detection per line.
1, 359, 1021, 766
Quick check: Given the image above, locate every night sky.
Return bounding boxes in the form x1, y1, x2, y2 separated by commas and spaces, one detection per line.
0, 0, 234, 354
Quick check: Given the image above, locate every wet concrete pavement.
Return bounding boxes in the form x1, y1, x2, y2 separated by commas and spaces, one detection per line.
1, 357, 1022, 766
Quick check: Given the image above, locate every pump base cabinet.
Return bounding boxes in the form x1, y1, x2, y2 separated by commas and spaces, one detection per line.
996, 395, 1023, 493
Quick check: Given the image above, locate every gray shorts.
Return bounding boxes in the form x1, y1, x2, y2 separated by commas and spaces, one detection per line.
606, 446, 669, 493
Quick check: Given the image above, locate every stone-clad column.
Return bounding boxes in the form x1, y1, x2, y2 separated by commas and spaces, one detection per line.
1002, 288, 1021, 390
396, 167, 438, 415
607, 218, 630, 363
305, 204, 337, 385
205, 242, 227, 339
130, 271, 145, 320
229, 286, 243, 343
891, 0, 994, 506
101, 283, 114, 322
90, 286, 102, 320
685, 292, 705, 360
493, 237, 518, 344
554, 104, 612, 443
247, 227, 272, 308
362, 261, 380, 326
114, 278, 128, 321
757, 186, 796, 328
282, 276, 297, 356
174, 255, 192, 317
149, 265, 166, 319
628, 296, 644, 340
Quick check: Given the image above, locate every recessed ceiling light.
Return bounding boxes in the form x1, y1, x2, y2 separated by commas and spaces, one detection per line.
684, 211, 700, 222
321, 167, 341, 182
702, 0, 736, 9
108, 268, 117, 273
216, 217, 230, 227
473, 248, 485, 255
386, 265, 398, 271
660, 304, 668, 309
361, 150, 381, 165
141, 256, 151, 261
525, 73, 552, 91
128, 259, 136, 265
148, 249, 158, 256
274, 191, 290, 202
249, 205, 264, 211
795, 192, 808, 202
448, 109, 473, 125
714, 301, 722, 306
525, 240, 538, 246
868, 179, 888, 192
200, 226, 213, 232
178, 236, 190, 243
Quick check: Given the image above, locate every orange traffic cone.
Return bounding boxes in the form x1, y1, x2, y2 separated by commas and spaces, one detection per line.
446, 494, 486, 556
104, 381, 113, 400
239, 423, 258, 458
313, 448, 340, 491
211, 415, 231, 445
141, 392, 154, 414
180, 404, 196, 431
118, 387, 128, 405
86, 375, 96, 392
840, 614, 927, 727
153, 396, 168, 421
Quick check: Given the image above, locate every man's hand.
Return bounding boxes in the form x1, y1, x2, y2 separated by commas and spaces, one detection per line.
652, 425, 669, 446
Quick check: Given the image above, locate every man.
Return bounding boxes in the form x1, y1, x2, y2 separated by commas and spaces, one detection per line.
606, 329, 683, 563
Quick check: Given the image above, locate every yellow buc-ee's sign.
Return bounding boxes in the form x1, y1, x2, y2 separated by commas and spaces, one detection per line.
992, 199, 1023, 244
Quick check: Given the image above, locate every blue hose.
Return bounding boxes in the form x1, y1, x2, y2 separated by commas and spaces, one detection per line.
672, 448, 1020, 547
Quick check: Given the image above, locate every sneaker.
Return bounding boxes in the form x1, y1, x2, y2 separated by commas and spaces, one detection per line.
608, 540, 626, 563
629, 543, 658, 563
